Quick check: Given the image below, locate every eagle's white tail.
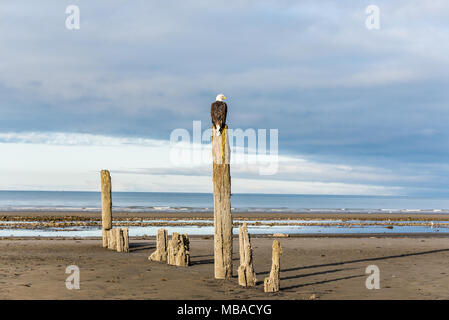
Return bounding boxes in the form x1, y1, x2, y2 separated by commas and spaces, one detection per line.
215, 126, 221, 136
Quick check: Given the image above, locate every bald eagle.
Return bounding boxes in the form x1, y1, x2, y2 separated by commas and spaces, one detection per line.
211, 93, 228, 136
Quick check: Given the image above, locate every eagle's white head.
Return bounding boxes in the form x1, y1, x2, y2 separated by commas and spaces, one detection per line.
215, 93, 227, 102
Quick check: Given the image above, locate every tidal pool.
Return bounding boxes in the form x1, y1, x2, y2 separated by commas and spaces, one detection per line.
0, 220, 447, 237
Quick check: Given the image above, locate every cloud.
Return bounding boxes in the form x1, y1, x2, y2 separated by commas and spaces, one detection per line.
0, 1, 448, 195
0, 131, 405, 195
0, 131, 165, 147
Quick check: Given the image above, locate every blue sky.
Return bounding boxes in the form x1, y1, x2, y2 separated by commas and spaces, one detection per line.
0, 1, 448, 195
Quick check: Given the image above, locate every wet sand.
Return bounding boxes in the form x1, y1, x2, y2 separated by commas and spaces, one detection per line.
1, 236, 449, 299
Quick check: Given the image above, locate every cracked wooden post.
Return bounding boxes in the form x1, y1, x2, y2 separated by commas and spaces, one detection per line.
123, 227, 129, 253
212, 125, 233, 279
105, 228, 128, 252
116, 228, 124, 252
101, 170, 112, 248
264, 240, 282, 293
238, 223, 256, 287
107, 229, 117, 250
149, 228, 168, 262
167, 232, 190, 267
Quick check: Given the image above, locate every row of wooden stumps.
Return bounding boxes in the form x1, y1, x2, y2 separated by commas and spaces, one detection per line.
148, 229, 190, 267
212, 126, 282, 292
147, 223, 282, 291
100, 170, 129, 253
98, 124, 283, 292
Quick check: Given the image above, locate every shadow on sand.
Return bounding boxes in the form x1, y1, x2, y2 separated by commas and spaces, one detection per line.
255, 248, 449, 290
129, 242, 155, 252
256, 248, 449, 276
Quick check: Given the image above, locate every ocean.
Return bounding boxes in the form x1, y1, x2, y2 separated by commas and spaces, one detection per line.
0, 191, 448, 214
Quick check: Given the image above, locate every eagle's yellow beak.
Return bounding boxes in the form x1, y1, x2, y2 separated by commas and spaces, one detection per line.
222, 96, 227, 100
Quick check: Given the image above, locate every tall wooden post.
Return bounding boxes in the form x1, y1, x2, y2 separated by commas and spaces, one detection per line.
101, 170, 112, 247
212, 125, 233, 279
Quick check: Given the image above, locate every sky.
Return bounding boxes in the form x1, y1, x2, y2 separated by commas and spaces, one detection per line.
0, 1, 448, 195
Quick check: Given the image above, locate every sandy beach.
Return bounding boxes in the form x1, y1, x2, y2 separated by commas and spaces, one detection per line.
2, 0, 448, 306
1, 236, 449, 300
2, 210, 449, 299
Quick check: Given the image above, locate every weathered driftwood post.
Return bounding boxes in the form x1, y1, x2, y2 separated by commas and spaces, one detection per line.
105, 227, 129, 252
264, 240, 283, 293
167, 232, 190, 267
116, 228, 129, 253
107, 229, 117, 250
149, 228, 168, 262
123, 227, 129, 253
212, 125, 233, 279
116, 228, 124, 252
101, 170, 112, 247
238, 223, 257, 287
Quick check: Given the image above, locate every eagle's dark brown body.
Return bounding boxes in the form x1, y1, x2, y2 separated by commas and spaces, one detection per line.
211, 101, 227, 135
